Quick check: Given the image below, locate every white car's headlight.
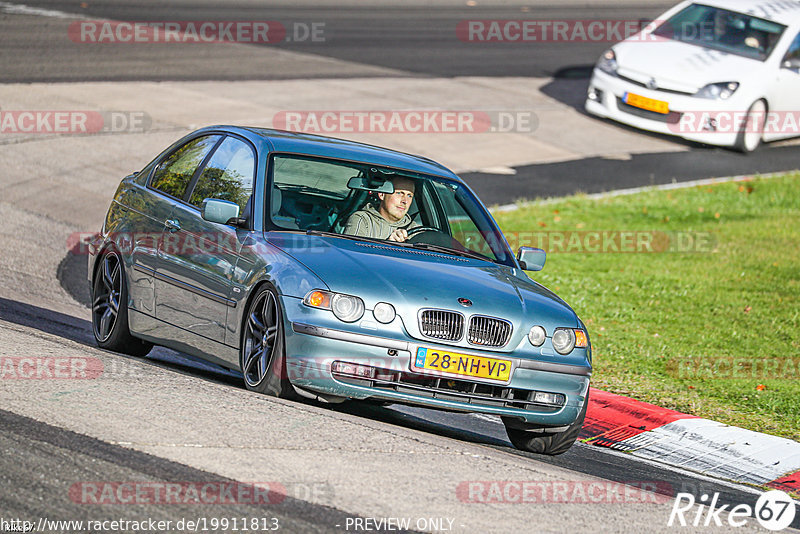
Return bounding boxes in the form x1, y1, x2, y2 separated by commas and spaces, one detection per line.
695, 82, 739, 100
596, 49, 618, 76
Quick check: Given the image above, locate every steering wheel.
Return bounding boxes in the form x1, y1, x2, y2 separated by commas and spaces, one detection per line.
406, 226, 439, 238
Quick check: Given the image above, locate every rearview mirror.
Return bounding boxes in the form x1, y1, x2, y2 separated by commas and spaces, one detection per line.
201, 198, 240, 225
517, 246, 546, 271
347, 176, 395, 193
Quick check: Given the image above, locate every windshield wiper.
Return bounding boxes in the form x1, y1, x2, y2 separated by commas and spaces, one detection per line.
408, 242, 491, 262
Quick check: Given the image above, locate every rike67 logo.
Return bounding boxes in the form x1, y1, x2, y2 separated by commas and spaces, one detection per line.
668, 490, 796, 531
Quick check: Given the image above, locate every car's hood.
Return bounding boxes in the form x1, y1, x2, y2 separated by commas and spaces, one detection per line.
614, 38, 764, 93
268, 234, 578, 341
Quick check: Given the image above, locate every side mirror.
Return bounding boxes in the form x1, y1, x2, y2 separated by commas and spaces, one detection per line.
783, 57, 800, 70
201, 198, 240, 225
517, 246, 546, 271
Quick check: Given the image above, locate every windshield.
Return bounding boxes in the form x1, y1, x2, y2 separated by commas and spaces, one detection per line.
267, 154, 515, 266
652, 3, 786, 61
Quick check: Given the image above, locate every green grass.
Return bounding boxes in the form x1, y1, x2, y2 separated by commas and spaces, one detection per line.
493, 173, 800, 441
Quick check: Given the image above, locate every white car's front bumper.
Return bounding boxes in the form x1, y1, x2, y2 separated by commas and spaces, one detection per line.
584, 68, 745, 148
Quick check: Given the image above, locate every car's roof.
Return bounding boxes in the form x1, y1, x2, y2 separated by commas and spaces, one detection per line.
682, 0, 800, 25
209, 126, 460, 180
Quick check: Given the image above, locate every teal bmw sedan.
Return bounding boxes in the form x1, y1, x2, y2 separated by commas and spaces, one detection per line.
89, 126, 591, 455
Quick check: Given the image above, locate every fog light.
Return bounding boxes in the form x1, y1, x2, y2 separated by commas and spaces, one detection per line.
528, 325, 546, 346
533, 391, 566, 406
587, 87, 604, 102
703, 117, 717, 132
331, 361, 375, 379
373, 302, 396, 324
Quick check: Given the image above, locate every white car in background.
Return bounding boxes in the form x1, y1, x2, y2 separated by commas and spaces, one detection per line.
585, 0, 800, 152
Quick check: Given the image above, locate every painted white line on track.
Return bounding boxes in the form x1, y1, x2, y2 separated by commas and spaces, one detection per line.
0, 1, 83, 19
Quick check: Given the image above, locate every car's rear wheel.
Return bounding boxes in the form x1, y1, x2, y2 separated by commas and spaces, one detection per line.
503, 390, 589, 455
734, 100, 766, 153
91, 248, 153, 357
240, 285, 298, 399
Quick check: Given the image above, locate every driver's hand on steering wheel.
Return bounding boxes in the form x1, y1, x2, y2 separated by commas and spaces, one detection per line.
388, 228, 408, 242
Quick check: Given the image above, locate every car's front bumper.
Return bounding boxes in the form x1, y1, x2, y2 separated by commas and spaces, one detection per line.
281, 297, 591, 428
585, 68, 745, 148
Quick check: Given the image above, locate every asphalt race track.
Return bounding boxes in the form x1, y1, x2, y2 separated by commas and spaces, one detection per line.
1, 1, 799, 532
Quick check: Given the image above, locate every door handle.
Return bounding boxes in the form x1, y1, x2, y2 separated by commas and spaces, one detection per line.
165, 218, 181, 232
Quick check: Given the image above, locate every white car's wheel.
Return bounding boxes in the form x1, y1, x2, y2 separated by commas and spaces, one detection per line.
735, 100, 766, 153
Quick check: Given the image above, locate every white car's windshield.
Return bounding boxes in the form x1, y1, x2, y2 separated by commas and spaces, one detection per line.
268, 154, 515, 266
653, 3, 786, 61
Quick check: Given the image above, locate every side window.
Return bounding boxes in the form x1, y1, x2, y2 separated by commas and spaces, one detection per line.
189, 136, 255, 212
430, 181, 500, 262
785, 31, 800, 61
150, 135, 221, 199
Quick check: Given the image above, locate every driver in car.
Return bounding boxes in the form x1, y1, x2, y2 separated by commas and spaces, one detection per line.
344, 175, 420, 242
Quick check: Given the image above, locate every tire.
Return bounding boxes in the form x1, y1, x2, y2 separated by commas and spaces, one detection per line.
734, 100, 766, 154
240, 284, 298, 399
504, 390, 589, 455
91, 248, 153, 357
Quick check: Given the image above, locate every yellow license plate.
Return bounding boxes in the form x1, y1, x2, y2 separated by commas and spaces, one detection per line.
624, 92, 669, 114
413, 347, 511, 382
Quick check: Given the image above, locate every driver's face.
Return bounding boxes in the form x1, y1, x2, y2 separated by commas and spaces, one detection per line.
379, 179, 415, 222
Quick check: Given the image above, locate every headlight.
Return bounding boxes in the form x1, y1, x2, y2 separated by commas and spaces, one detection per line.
373, 302, 396, 324
552, 328, 589, 355
695, 82, 739, 100
303, 290, 365, 323
528, 325, 546, 346
331, 294, 365, 322
596, 49, 618, 76
552, 328, 576, 354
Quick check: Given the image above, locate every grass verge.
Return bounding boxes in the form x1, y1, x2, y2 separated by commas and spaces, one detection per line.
493, 173, 800, 441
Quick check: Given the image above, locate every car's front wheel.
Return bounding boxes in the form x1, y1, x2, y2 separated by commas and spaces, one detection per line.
91, 248, 153, 357
734, 99, 766, 153
503, 390, 589, 455
240, 284, 298, 399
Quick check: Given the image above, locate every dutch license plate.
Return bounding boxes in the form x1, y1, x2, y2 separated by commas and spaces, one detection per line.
413, 347, 511, 382
624, 92, 669, 114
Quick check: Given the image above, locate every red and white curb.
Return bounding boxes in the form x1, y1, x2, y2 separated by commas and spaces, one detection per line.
581, 388, 800, 496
